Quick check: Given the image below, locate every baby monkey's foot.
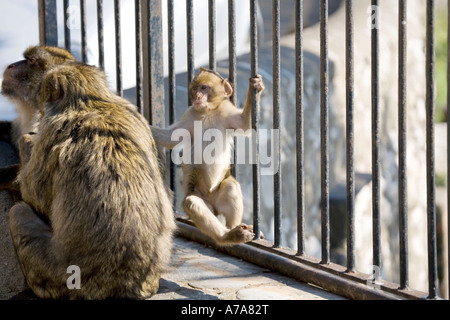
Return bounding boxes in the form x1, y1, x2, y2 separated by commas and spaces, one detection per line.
221, 224, 255, 245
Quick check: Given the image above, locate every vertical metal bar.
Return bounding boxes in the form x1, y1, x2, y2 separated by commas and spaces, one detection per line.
208, 0, 216, 70
97, 0, 105, 70
186, 0, 194, 105
228, 0, 237, 105
296, 0, 305, 256
114, 0, 123, 97
135, 0, 143, 113
38, 0, 58, 46
320, 0, 330, 265
63, 0, 71, 51
426, 0, 438, 299
229, 0, 237, 177
80, 0, 87, 63
398, 0, 409, 290
371, 0, 381, 270
168, 0, 177, 204
250, 0, 260, 240
141, 0, 165, 126
168, 0, 176, 118
272, 0, 282, 248
345, 0, 355, 272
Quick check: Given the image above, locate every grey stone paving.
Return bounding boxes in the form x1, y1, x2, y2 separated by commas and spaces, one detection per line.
149, 237, 346, 300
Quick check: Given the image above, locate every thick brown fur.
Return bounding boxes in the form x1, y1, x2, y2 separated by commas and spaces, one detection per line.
2, 46, 176, 299
151, 68, 264, 246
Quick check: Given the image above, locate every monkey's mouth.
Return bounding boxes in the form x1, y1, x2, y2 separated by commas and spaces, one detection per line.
1, 79, 11, 96
193, 101, 208, 111
1, 85, 14, 97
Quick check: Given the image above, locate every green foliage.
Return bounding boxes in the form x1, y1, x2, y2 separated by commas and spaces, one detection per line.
436, 172, 447, 188
435, 10, 448, 123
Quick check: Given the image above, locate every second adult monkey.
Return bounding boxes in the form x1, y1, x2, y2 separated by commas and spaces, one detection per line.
151, 68, 264, 246
2, 46, 176, 299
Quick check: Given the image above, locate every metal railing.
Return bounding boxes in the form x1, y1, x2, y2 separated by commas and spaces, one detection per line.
37, 0, 448, 300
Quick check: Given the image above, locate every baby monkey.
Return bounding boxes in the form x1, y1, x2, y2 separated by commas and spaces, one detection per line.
151, 68, 264, 246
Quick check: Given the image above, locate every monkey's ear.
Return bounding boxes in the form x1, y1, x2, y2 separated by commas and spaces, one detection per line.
39, 71, 66, 103
223, 79, 233, 98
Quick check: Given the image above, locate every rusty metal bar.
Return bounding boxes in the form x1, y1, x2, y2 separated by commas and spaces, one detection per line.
135, 0, 143, 113
114, 0, 123, 96
371, 0, 382, 271
141, 0, 165, 126
345, 0, 355, 272
228, 0, 237, 177
228, 0, 237, 105
295, 0, 305, 256
38, 0, 58, 46
208, 0, 216, 70
167, 0, 177, 204
398, 0, 409, 290
250, 0, 261, 240
272, 0, 282, 248
97, 0, 105, 70
63, 0, 71, 51
80, 0, 87, 63
186, 0, 194, 105
320, 0, 330, 265
425, 0, 438, 299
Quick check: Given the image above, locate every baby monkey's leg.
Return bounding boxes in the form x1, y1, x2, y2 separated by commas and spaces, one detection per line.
214, 176, 264, 243
213, 176, 255, 245
214, 175, 243, 229
183, 193, 229, 244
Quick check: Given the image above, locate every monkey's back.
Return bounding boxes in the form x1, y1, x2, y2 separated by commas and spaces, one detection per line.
19, 98, 175, 299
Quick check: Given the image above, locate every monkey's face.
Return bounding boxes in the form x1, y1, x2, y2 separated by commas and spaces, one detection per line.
190, 70, 233, 112
191, 83, 212, 111
2, 58, 40, 101
2, 46, 76, 103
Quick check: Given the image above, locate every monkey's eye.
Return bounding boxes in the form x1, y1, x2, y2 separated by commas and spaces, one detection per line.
200, 85, 208, 90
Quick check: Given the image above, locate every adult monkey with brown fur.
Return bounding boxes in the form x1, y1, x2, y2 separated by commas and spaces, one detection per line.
151, 68, 264, 246
1, 46, 176, 299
